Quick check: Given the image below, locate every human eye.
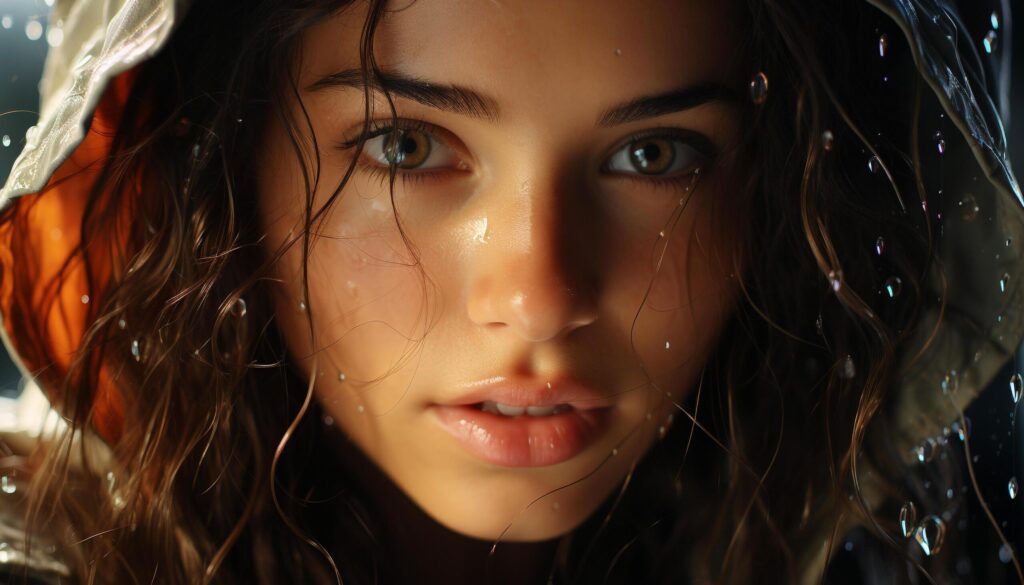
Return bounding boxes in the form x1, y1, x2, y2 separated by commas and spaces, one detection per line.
602, 129, 715, 187
339, 120, 467, 184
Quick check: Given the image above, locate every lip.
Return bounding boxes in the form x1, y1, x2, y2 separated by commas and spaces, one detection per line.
430, 376, 613, 467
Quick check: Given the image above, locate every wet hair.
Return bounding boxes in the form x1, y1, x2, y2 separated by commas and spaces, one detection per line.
0, 0, 1011, 583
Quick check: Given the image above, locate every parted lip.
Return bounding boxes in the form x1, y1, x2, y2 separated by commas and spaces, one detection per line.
438, 375, 613, 411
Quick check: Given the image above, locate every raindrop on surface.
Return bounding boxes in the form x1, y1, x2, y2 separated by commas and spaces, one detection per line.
940, 370, 959, 394
1000, 543, 1014, 564
959, 194, 980, 221
822, 130, 835, 151
827, 270, 842, 292
991, 11, 1000, 30
914, 437, 938, 464
914, 516, 946, 556
867, 155, 882, 174
338, 371, 347, 382
0, 476, 14, 495
899, 502, 917, 538
130, 339, 141, 362
1009, 477, 1018, 500
231, 298, 247, 318
0, 15, 12, 29
883, 276, 902, 299
875, 236, 885, 256
24, 19, 41, 41
839, 355, 856, 379
1, 135, 9, 148
999, 272, 1010, 293
983, 30, 998, 54
878, 34, 888, 57
749, 72, 769, 105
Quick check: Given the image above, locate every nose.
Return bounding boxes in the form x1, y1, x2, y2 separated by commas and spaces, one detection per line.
465, 177, 598, 343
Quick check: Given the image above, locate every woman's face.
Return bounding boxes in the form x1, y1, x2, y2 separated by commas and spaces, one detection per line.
258, 0, 746, 541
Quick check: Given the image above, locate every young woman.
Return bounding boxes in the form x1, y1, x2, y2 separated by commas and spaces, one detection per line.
0, 0, 1020, 583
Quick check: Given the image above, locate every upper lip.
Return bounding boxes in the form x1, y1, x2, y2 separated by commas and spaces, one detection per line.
438, 375, 613, 411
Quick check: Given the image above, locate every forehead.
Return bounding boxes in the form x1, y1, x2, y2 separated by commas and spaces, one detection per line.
300, 0, 747, 120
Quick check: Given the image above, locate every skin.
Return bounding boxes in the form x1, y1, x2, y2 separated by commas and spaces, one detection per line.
257, 0, 747, 579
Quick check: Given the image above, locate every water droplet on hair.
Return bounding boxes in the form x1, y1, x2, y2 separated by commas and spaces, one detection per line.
80, 294, 89, 304
45, 25, 63, 48
875, 236, 885, 256
657, 230, 665, 238
867, 155, 882, 174
999, 272, 1010, 293
999, 543, 1015, 564
1009, 477, 1018, 499
24, 19, 42, 41
1, 135, 9, 148
231, 298, 247, 318
983, 30, 998, 54
0, 15, 12, 29
883, 276, 902, 299
0, 476, 15, 495
117, 318, 127, 330
839, 355, 856, 379
1011, 374, 1023, 403
191, 143, 201, 159
954, 418, 971, 441
658, 425, 667, 439
914, 516, 946, 556
821, 130, 835, 151
933, 131, 946, 154
914, 437, 938, 463
899, 502, 917, 537
611, 448, 619, 456
878, 34, 889, 57
131, 339, 142, 362
827, 270, 842, 292
958, 194, 979, 221
749, 72, 769, 105
991, 11, 1000, 30
940, 370, 959, 394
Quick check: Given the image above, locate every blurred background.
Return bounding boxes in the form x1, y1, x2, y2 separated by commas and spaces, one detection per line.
0, 0, 1022, 579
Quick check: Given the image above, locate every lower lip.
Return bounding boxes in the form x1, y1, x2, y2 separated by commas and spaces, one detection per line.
430, 405, 611, 467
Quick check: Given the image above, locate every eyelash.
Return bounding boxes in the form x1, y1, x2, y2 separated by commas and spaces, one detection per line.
338, 120, 714, 190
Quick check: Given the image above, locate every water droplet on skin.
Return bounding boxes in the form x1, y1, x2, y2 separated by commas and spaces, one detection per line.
999, 273, 1010, 293
298, 300, 307, 312
959, 194, 979, 221
24, 19, 41, 41
1009, 477, 1018, 499
899, 502, 917, 537
822, 130, 835, 151
338, 371, 347, 382
131, 339, 141, 362
1, 135, 9, 148
883, 276, 902, 299
941, 370, 959, 394
983, 30, 998, 54
875, 236, 885, 256
0, 476, 14, 495
664, 341, 671, 350
840, 355, 856, 379
356, 404, 365, 413
867, 155, 882, 174
991, 11, 1000, 30
80, 294, 89, 304
914, 516, 946, 556
1010, 373, 1022, 403
878, 34, 889, 57
657, 230, 665, 238
0, 15, 12, 29
749, 72, 769, 105
231, 298, 247, 318
827, 270, 843, 292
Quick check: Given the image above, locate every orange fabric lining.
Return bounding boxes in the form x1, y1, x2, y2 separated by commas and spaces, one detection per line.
0, 70, 138, 445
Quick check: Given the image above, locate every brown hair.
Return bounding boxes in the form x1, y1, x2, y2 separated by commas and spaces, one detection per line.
0, 0, 1006, 583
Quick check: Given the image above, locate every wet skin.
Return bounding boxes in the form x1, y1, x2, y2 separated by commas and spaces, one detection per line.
257, 0, 747, 580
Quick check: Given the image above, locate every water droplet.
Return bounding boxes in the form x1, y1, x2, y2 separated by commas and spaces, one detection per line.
875, 236, 885, 256
614, 48, 622, 56
79, 294, 89, 305
983, 30, 998, 54
914, 515, 946, 556
934, 131, 946, 154
991, 11, 1000, 30
45, 25, 63, 47
323, 415, 334, 426
664, 341, 671, 350
1009, 477, 1018, 499
24, 19, 41, 41
822, 130, 835, 151
839, 355, 856, 379
878, 34, 889, 57
883, 276, 902, 299
298, 300, 307, 312
25, 125, 37, 141
1, 135, 9, 148
611, 448, 619, 456
749, 72, 769, 105
867, 155, 882, 174
954, 418, 971, 441
117, 318, 127, 330
131, 339, 142, 362
999, 272, 1010, 293
0, 476, 15, 495
827, 270, 843, 292
959, 194, 979, 221
231, 298, 247, 318
0, 15, 12, 29
899, 502, 917, 537
940, 370, 959, 394
356, 404, 365, 413
658, 425, 667, 438
999, 543, 1014, 564
815, 314, 824, 336
914, 437, 938, 463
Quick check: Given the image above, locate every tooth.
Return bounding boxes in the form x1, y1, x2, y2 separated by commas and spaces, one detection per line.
495, 403, 526, 416
526, 405, 557, 416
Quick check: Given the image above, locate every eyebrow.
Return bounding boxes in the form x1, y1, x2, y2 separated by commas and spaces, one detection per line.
307, 69, 741, 127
